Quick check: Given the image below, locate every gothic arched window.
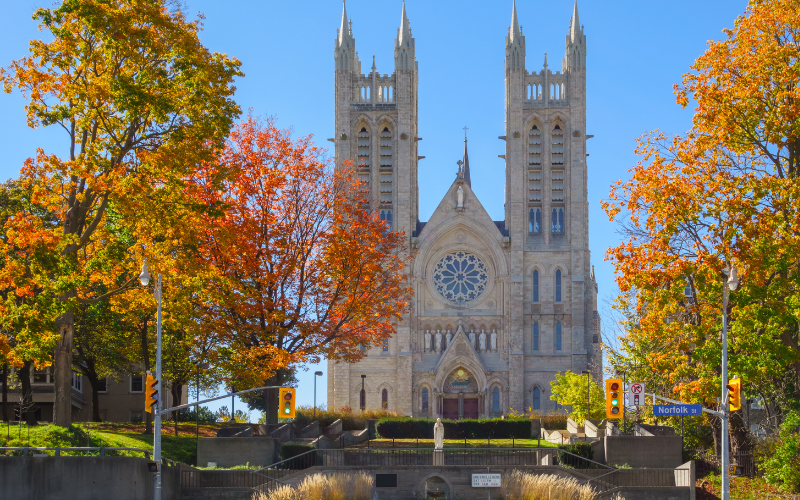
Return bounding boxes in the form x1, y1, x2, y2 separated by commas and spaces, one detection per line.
357, 127, 370, 170
533, 387, 541, 410
379, 127, 393, 205
382, 337, 389, 352
492, 386, 500, 413
552, 207, 564, 233
381, 389, 388, 410
529, 208, 541, 234
360, 389, 366, 411
555, 269, 562, 302
379, 209, 393, 231
532, 270, 539, 303
421, 387, 429, 413
556, 322, 563, 351
533, 322, 540, 351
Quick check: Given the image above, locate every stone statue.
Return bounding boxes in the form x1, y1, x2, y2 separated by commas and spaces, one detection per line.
424, 330, 431, 352
445, 330, 452, 349
433, 418, 444, 450
491, 329, 498, 351
435, 330, 442, 352
468, 329, 476, 349
479, 330, 487, 351
457, 186, 464, 208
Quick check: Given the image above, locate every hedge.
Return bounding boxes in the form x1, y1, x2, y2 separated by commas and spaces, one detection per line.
557, 442, 594, 468
280, 442, 315, 461
376, 418, 531, 439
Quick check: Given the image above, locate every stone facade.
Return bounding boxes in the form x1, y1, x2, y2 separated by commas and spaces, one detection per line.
328, 1, 602, 418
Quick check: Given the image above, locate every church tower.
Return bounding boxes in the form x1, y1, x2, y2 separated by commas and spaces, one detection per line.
330, 1, 419, 412
503, 0, 600, 404
332, 0, 419, 236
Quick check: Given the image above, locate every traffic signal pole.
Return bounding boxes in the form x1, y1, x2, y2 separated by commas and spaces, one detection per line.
721, 281, 730, 500
154, 274, 163, 500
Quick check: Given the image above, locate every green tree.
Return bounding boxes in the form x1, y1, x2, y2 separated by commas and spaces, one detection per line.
763, 411, 800, 493
549, 371, 605, 424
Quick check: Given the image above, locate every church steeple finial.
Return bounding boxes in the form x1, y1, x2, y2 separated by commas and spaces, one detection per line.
399, 0, 411, 46
570, 0, 581, 42
462, 127, 471, 188
338, 0, 352, 46
510, 0, 521, 43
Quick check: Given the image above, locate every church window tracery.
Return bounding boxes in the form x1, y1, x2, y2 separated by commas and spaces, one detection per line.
529, 208, 541, 234
551, 207, 564, 233
421, 387, 429, 413
492, 386, 500, 413
379, 209, 393, 231
532, 270, 540, 302
432, 252, 489, 305
381, 389, 389, 409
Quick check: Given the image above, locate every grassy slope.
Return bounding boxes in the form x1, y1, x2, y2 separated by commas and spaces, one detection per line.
0, 422, 201, 465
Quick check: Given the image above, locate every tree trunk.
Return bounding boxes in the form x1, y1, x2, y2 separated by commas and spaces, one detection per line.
140, 317, 153, 434
54, 311, 75, 427
264, 368, 292, 426
86, 371, 103, 422
171, 383, 183, 436
729, 409, 751, 453
18, 361, 35, 424
2, 362, 8, 422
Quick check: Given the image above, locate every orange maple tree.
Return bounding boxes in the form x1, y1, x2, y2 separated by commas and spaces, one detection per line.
0, 0, 242, 425
188, 117, 411, 418
603, 0, 800, 450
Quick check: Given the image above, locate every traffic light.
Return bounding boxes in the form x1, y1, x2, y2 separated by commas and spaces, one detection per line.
145, 373, 159, 413
606, 379, 623, 419
279, 388, 296, 419
727, 378, 741, 412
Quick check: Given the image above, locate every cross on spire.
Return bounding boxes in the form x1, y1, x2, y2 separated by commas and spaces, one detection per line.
463, 126, 469, 140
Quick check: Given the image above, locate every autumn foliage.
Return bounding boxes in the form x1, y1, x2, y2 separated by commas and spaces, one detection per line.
189, 117, 412, 389
603, 0, 800, 447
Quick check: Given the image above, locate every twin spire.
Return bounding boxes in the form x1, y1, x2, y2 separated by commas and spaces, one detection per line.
398, 0, 411, 47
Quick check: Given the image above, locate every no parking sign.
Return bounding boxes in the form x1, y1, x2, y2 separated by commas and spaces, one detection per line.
628, 382, 645, 407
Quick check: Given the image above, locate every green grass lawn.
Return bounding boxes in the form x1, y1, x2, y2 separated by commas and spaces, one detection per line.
352, 438, 558, 449
0, 421, 200, 465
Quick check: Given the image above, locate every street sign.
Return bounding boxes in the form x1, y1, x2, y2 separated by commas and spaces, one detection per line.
472, 474, 501, 487
653, 404, 702, 416
628, 382, 645, 407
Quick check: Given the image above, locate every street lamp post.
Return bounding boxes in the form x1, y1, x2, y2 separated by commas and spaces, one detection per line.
721, 263, 739, 500
313, 371, 323, 420
361, 375, 366, 412
139, 260, 162, 500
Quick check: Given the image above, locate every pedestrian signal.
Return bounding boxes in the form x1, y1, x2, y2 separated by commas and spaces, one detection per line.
145, 373, 159, 414
727, 378, 741, 412
606, 379, 623, 419
279, 388, 296, 419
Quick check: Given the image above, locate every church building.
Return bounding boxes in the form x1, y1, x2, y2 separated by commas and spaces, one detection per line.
327, 0, 602, 419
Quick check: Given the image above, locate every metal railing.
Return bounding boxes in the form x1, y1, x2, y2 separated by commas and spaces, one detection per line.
582, 468, 692, 496
694, 450, 759, 477
181, 469, 271, 490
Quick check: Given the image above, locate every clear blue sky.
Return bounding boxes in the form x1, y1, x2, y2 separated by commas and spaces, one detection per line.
0, 0, 748, 418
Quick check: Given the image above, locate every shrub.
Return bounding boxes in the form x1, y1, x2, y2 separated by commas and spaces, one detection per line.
376, 417, 530, 439
557, 442, 594, 468
178, 406, 217, 423
254, 472, 374, 500
280, 443, 315, 461
762, 411, 800, 493
292, 405, 404, 431
502, 470, 595, 500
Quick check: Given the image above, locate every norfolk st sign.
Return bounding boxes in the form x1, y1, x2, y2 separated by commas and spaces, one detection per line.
653, 404, 702, 416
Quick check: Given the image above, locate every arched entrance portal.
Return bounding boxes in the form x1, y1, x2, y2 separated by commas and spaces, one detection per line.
441, 368, 480, 419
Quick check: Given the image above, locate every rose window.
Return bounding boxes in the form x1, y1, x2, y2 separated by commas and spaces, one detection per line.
432, 251, 489, 304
